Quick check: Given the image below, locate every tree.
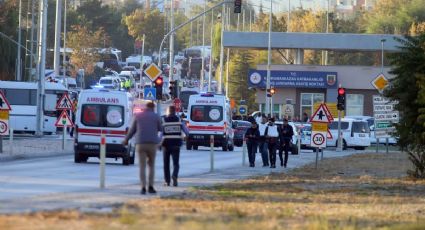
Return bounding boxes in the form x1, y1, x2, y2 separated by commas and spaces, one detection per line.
0, 0, 18, 80
66, 25, 108, 76
384, 33, 425, 178
124, 9, 166, 54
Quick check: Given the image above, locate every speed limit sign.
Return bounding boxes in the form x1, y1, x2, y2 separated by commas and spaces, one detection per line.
311, 131, 327, 148
0, 119, 9, 136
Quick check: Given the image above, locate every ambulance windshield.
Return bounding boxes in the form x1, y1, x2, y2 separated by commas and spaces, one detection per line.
190, 105, 223, 122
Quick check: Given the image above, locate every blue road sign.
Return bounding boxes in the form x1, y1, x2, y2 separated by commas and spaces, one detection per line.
144, 88, 156, 100
238, 105, 247, 115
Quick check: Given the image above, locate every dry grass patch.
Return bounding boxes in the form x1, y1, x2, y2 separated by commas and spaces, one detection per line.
1, 152, 425, 229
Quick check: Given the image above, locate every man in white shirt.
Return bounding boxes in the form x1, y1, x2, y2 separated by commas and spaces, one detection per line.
258, 114, 269, 167
265, 117, 279, 168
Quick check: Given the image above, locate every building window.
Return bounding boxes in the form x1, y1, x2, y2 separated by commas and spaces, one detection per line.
346, 94, 364, 116
300, 93, 325, 118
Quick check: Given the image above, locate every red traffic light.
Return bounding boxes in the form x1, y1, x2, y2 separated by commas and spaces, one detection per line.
270, 88, 276, 95
338, 87, 345, 95
155, 77, 163, 86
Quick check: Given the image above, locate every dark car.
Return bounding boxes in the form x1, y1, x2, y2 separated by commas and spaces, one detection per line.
232, 120, 252, 147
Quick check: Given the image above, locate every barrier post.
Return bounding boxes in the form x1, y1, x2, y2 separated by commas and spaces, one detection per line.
9, 128, 13, 154
386, 137, 389, 153
315, 148, 319, 169
62, 127, 66, 150
297, 131, 301, 155
210, 135, 214, 172
320, 148, 324, 160
242, 134, 246, 166
376, 138, 379, 153
100, 132, 106, 189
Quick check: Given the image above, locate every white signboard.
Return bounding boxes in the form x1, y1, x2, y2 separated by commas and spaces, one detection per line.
310, 131, 327, 148
373, 95, 399, 138
0, 119, 9, 136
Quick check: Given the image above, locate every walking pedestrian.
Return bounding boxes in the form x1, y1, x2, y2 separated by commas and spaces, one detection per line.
69, 98, 78, 137
162, 105, 189, 187
265, 117, 279, 168
245, 120, 260, 167
258, 114, 269, 167
278, 118, 294, 168
123, 102, 161, 195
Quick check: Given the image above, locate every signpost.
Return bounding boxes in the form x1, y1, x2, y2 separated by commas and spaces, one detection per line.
237, 105, 248, 116
373, 95, 399, 153
371, 73, 389, 93
144, 88, 157, 101
310, 103, 333, 168
144, 63, 163, 114
0, 91, 12, 153
55, 93, 75, 150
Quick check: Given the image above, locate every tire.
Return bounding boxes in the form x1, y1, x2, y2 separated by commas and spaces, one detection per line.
186, 142, 192, 150
291, 143, 299, 155
128, 144, 136, 165
354, 146, 366, 150
228, 144, 234, 151
222, 141, 228, 151
193, 145, 198, 150
74, 152, 87, 163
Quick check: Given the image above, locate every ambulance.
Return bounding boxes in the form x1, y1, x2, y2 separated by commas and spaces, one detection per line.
74, 89, 135, 165
186, 93, 234, 151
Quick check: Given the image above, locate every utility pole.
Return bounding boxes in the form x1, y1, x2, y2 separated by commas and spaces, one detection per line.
54, 0, 62, 77
218, 3, 225, 94
169, 0, 175, 82
17, 0, 22, 81
36, 0, 48, 136
63, 0, 67, 88
266, 0, 273, 116
29, 0, 36, 81
200, 0, 206, 91
208, 9, 214, 92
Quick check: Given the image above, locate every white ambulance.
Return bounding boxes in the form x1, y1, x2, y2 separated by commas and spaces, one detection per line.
74, 89, 135, 165
186, 93, 234, 151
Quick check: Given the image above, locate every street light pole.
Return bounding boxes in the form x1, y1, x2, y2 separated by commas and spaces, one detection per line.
53, 0, 62, 77
36, 0, 48, 136
381, 39, 386, 73
63, 0, 67, 88
208, 9, 214, 92
266, 0, 273, 116
17, 0, 23, 81
200, 0, 206, 91
169, 0, 175, 82
218, 2, 225, 94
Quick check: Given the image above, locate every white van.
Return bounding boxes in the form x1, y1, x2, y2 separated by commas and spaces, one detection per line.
327, 118, 371, 150
74, 89, 135, 165
186, 93, 234, 151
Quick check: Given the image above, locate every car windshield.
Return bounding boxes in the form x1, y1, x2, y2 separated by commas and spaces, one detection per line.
99, 79, 112, 84
180, 91, 198, 108
352, 121, 370, 133
81, 104, 124, 127
190, 105, 223, 122
329, 121, 349, 130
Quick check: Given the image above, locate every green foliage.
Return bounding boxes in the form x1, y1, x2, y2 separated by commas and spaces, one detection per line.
0, 0, 18, 80
384, 34, 425, 178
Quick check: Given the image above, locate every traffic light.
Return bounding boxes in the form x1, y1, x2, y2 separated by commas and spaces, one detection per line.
266, 87, 276, 97
234, 0, 242, 13
169, 80, 177, 99
337, 87, 346, 111
154, 76, 163, 100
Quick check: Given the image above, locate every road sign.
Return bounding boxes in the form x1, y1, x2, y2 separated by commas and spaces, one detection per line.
144, 87, 156, 100
0, 119, 9, 136
56, 93, 74, 110
371, 73, 389, 93
327, 129, 333, 139
312, 122, 328, 132
314, 102, 343, 119
0, 91, 12, 110
144, 63, 162, 81
55, 110, 74, 127
310, 104, 333, 123
173, 98, 182, 112
311, 131, 327, 148
0, 110, 9, 120
237, 105, 248, 116
373, 95, 399, 138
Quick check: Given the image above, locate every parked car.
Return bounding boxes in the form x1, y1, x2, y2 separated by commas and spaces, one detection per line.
98, 76, 120, 90
327, 118, 371, 150
232, 120, 252, 147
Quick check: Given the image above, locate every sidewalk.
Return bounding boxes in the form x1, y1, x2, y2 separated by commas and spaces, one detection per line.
0, 136, 74, 162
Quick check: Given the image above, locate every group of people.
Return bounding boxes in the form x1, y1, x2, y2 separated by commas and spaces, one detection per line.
122, 102, 188, 195
245, 114, 294, 168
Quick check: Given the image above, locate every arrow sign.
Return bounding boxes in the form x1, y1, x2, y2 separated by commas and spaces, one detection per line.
55, 110, 74, 127
0, 91, 12, 111
56, 93, 74, 110
310, 104, 333, 123
144, 87, 156, 100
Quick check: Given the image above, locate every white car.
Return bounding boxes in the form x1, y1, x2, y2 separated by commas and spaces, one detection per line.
327, 118, 371, 150
99, 76, 120, 90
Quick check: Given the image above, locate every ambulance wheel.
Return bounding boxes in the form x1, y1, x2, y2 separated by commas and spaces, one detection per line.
128, 144, 136, 165
74, 152, 87, 163
222, 142, 228, 151
228, 144, 234, 151
186, 142, 192, 150
123, 156, 131, 165
193, 145, 198, 150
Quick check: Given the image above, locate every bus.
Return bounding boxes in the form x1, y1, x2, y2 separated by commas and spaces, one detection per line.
0, 81, 68, 134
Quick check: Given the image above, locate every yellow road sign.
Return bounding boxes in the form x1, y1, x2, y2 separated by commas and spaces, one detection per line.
0, 110, 9, 120
312, 122, 328, 132
314, 103, 344, 119
144, 63, 162, 81
371, 73, 389, 92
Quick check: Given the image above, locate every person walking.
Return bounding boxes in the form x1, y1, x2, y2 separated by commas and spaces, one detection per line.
258, 114, 269, 167
162, 105, 189, 187
278, 118, 294, 168
123, 102, 161, 195
69, 98, 78, 137
265, 117, 280, 168
245, 121, 260, 167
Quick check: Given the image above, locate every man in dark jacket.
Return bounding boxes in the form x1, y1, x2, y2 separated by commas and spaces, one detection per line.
279, 118, 294, 168
245, 121, 260, 167
162, 105, 189, 186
